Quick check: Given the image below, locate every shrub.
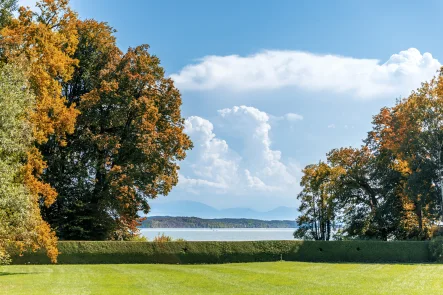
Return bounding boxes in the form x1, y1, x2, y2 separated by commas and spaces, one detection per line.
429, 236, 443, 262
0, 252, 11, 265
127, 235, 148, 242
9, 240, 431, 265
287, 240, 430, 263
153, 233, 173, 243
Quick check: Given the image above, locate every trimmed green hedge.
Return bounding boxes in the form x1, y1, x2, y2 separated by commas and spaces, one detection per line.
10, 240, 431, 265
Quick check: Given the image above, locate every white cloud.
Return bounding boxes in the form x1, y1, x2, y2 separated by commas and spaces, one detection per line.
245, 169, 280, 192
171, 48, 440, 99
179, 175, 227, 190
179, 106, 298, 195
181, 116, 239, 192
270, 113, 304, 127
218, 106, 297, 191
327, 124, 336, 129
284, 113, 303, 121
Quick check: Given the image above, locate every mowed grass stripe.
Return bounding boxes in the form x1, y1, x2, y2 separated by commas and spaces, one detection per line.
2, 262, 443, 294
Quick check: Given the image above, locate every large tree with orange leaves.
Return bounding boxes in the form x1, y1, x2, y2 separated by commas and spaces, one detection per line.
298, 69, 443, 241
1, 0, 191, 244
366, 74, 443, 239
41, 20, 192, 240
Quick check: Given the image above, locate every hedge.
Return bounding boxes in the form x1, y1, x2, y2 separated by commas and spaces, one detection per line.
10, 240, 431, 264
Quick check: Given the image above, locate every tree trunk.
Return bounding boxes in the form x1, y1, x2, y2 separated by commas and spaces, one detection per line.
326, 219, 331, 241
416, 202, 423, 236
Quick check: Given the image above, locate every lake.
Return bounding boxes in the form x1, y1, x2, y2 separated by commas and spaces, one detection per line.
140, 228, 296, 241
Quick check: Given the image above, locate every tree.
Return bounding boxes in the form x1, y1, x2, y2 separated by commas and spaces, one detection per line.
40, 19, 121, 240
0, 62, 57, 264
1, 0, 79, 145
0, 0, 79, 246
394, 79, 443, 238
297, 145, 411, 241
327, 147, 402, 240
0, 0, 17, 28
366, 75, 443, 239
295, 162, 336, 240
297, 68, 443, 241
41, 20, 193, 240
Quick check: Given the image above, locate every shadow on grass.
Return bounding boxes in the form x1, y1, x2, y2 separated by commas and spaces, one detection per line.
285, 260, 436, 266
0, 272, 34, 277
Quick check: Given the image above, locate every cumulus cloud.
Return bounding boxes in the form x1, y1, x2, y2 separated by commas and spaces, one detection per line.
179, 106, 298, 194
180, 116, 239, 192
245, 169, 279, 192
327, 124, 336, 129
218, 106, 297, 190
171, 48, 440, 99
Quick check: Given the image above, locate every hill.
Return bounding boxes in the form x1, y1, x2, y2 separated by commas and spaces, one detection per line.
147, 201, 298, 220
140, 216, 296, 228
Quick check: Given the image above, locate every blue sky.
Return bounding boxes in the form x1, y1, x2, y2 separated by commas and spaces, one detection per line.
20, 0, 443, 211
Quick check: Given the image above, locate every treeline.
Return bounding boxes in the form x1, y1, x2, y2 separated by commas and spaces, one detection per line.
141, 217, 297, 228
296, 69, 443, 241
0, 0, 191, 263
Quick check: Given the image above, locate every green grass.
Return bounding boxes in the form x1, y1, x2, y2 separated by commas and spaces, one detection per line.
1, 261, 442, 294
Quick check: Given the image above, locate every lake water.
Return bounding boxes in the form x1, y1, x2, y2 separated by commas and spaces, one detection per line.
140, 228, 296, 241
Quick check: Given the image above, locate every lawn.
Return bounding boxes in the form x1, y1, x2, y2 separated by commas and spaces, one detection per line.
1, 261, 442, 294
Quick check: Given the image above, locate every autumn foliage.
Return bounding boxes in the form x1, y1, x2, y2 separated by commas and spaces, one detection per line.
0, 0, 191, 263
297, 69, 443, 241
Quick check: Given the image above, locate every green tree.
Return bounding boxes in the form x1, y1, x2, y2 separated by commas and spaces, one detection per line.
327, 147, 402, 240
40, 20, 121, 240
296, 146, 407, 241
294, 162, 336, 241
1, 0, 79, 256
0, 62, 57, 264
0, 0, 17, 28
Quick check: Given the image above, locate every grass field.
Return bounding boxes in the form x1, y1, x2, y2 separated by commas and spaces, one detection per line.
1, 261, 442, 294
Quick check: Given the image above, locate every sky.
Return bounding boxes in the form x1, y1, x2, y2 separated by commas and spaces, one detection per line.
19, 0, 443, 211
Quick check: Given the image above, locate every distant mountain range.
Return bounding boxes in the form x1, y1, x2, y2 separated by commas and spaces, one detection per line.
146, 201, 298, 220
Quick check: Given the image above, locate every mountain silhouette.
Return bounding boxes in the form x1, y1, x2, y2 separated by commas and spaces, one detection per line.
147, 200, 298, 220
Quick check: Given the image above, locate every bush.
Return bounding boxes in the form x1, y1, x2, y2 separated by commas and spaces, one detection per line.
9, 240, 431, 265
287, 240, 430, 263
153, 233, 173, 243
127, 235, 148, 242
429, 236, 443, 262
